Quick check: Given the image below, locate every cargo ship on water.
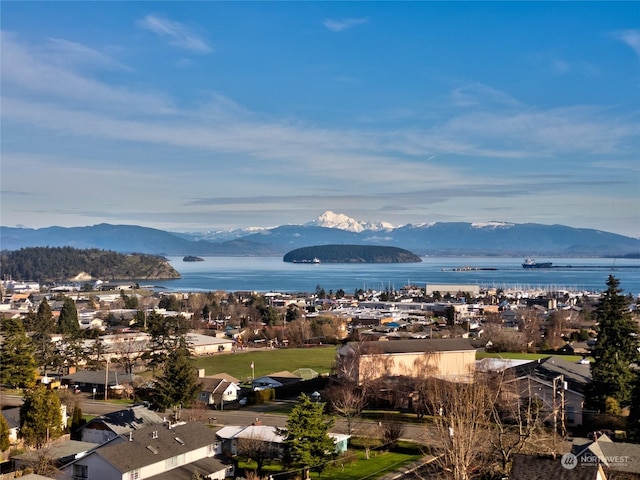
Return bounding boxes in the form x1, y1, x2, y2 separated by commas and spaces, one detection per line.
522, 258, 553, 269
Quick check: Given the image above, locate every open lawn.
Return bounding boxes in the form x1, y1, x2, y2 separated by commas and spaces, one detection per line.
193, 346, 588, 384
193, 346, 338, 381
239, 442, 425, 480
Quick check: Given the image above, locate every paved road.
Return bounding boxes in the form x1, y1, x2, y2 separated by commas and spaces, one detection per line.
1, 392, 437, 446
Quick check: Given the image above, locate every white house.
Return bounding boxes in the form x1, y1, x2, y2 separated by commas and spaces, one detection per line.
215, 425, 350, 457
60, 422, 233, 480
251, 371, 302, 391
185, 333, 234, 356
198, 378, 241, 408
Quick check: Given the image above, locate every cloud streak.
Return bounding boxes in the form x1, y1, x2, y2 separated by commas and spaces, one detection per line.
137, 14, 212, 53
612, 29, 640, 58
322, 17, 368, 32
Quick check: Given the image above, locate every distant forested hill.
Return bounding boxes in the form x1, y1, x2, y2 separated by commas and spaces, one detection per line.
283, 245, 422, 263
0, 247, 181, 283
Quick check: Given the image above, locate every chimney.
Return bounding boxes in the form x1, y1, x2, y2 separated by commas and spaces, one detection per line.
129, 432, 133, 441
152, 431, 158, 439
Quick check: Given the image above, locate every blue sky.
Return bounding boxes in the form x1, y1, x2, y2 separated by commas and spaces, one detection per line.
1, 2, 639, 237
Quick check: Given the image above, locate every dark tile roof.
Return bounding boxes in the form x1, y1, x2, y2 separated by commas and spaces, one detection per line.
513, 355, 592, 393
61, 370, 138, 386
510, 454, 601, 480
95, 422, 218, 473
82, 405, 165, 435
2, 407, 20, 429
574, 435, 640, 474
12, 440, 98, 463
146, 456, 230, 480
199, 377, 230, 393
347, 338, 476, 354
208, 373, 241, 384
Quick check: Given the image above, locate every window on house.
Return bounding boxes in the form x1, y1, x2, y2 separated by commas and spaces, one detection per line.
129, 469, 140, 480
166, 456, 178, 469
165, 454, 185, 469
73, 465, 88, 479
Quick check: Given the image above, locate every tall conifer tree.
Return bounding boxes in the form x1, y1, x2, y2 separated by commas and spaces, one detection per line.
58, 297, 80, 335
587, 276, 640, 409
153, 347, 200, 420
0, 318, 37, 388
19, 386, 63, 448
279, 393, 336, 478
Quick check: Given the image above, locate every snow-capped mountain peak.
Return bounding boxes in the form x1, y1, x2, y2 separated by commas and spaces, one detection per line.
307, 211, 395, 232
471, 221, 515, 229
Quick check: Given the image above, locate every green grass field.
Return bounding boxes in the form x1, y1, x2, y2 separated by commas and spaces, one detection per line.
193, 346, 338, 381
192, 346, 587, 383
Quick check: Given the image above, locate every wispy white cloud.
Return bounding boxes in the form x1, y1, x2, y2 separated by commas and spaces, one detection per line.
45, 38, 131, 71
451, 83, 522, 108
612, 29, 640, 58
322, 17, 368, 32
137, 13, 212, 53
1, 31, 175, 115
2, 32, 638, 234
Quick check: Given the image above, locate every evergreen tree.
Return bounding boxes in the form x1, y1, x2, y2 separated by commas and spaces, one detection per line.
587, 276, 640, 409
0, 318, 37, 388
36, 298, 56, 333
19, 386, 63, 448
58, 297, 80, 335
628, 372, 640, 443
143, 312, 190, 372
70, 406, 85, 440
153, 347, 200, 420
0, 414, 11, 452
279, 393, 336, 478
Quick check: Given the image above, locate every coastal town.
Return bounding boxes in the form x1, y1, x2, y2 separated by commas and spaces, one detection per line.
1, 272, 639, 480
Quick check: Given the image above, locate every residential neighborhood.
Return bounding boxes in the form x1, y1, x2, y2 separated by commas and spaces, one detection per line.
0, 273, 639, 479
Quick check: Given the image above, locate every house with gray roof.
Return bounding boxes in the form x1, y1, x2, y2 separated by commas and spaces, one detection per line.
509, 454, 606, 480
60, 421, 232, 480
79, 405, 165, 445
572, 434, 640, 476
61, 369, 138, 395
506, 356, 592, 427
198, 377, 241, 408
12, 439, 98, 470
1, 407, 21, 444
251, 371, 302, 391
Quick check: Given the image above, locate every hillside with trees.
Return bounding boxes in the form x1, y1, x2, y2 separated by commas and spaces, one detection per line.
283, 245, 422, 263
0, 247, 181, 283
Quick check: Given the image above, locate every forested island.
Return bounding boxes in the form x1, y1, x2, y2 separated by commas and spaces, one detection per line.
183, 255, 205, 262
0, 247, 181, 283
283, 245, 422, 263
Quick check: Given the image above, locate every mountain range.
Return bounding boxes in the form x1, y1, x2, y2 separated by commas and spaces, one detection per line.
1, 211, 638, 257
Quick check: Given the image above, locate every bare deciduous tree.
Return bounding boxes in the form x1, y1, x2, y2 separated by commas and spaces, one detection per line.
236, 434, 279, 477
425, 377, 493, 480
326, 382, 365, 435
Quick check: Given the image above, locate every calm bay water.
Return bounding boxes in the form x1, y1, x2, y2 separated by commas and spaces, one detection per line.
150, 256, 640, 296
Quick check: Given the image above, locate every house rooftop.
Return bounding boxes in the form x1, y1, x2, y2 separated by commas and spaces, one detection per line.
347, 338, 476, 354
145, 456, 229, 480
514, 355, 592, 393
82, 405, 165, 436
95, 422, 218, 473
12, 440, 99, 463
510, 454, 603, 479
